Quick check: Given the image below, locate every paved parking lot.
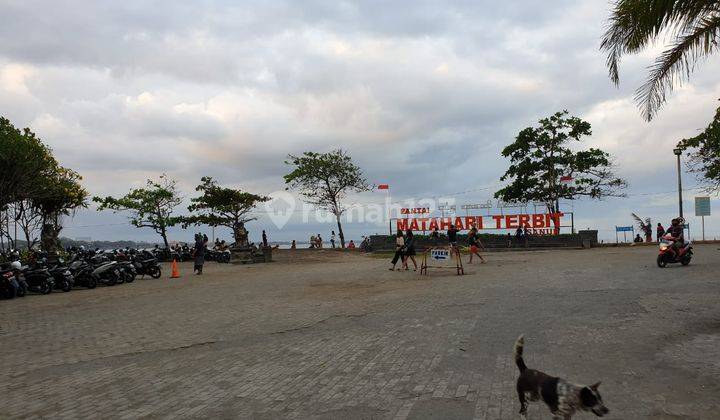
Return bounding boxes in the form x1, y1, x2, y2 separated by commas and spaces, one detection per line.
1, 246, 719, 419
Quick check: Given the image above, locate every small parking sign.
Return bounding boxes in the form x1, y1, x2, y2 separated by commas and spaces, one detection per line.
431, 249, 449, 261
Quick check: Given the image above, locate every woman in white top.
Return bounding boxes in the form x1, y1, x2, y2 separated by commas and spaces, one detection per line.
389, 230, 407, 270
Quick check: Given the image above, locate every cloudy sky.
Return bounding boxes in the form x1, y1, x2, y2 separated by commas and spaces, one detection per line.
2, 0, 719, 244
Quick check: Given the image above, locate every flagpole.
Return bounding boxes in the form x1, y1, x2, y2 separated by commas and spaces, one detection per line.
386, 188, 391, 235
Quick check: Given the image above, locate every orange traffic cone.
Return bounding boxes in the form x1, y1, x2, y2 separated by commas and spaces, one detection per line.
171, 259, 180, 278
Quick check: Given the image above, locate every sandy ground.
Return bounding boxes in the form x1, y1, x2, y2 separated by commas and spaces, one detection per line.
1, 245, 719, 419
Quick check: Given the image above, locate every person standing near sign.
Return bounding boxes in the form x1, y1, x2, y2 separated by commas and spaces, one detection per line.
467, 227, 486, 264
389, 230, 406, 271
447, 225, 458, 247
402, 229, 418, 271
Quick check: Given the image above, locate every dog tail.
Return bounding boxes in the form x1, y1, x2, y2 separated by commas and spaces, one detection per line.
514, 334, 527, 372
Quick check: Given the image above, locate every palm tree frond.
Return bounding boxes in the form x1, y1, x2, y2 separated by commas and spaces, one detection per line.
601, 0, 720, 85
634, 14, 720, 121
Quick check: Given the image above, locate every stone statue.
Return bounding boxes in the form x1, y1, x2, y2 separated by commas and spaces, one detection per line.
233, 221, 249, 248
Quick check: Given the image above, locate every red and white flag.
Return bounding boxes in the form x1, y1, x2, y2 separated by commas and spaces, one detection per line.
559, 176, 574, 184
377, 184, 389, 190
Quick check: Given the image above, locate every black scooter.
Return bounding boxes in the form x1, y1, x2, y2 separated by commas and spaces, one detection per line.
18, 265, 54, 295
133, 251, 162, 279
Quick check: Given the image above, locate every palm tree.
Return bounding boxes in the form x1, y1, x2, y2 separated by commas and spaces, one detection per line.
601, 1, 720, 121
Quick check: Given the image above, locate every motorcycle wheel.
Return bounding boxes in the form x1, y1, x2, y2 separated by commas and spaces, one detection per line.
656, 254, 667, 268
149, 266, 161, 279
681, 257, 691, 266
105, 276, 116, 286
42, 280, 53, 294
125, 273, 136, 283
61, 280, 72, 292
116, 274, 125, 284
86, 277, 97, 289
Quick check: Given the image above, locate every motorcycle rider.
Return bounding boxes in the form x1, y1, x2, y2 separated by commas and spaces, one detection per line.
667, 217, 685, 257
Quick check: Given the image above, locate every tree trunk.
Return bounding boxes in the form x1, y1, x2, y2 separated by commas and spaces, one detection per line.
335, 213, 345, 248
160, 225, 169, 249
22, 226, 32, 251
40, 223, 61, 253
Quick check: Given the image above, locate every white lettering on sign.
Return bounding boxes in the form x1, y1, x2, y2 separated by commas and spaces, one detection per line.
431, 249, 449, 261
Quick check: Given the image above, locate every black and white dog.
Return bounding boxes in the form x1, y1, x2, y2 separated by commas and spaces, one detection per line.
514, 335, 609, 419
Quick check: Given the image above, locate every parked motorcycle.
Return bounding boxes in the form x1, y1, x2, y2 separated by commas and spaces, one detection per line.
88, 254, 123, 286
43, 258, 74, 292
657, 233, 693, 268
206, 249, 231, 263
132, 251, 162, 279
17, 264, 54, 294
1, 266, 21, 299
67, 257, 98, 289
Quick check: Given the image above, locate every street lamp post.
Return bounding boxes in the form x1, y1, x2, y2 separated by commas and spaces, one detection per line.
673, 148, 683, 218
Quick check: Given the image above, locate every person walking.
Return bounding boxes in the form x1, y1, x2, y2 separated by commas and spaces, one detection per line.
389, 230, 406, 271
262, 230, 268, 248
330, 231, 336, 248
467, 227, 486, 264
193, 233, 206, 275
402, 229, 418, 271
317, 234, 323, 248
656, 223, 665, 242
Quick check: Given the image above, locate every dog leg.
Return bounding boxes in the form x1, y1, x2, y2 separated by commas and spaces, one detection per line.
517, 390, 528, 418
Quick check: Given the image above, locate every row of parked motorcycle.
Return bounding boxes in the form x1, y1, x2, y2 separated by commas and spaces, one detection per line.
0, 248, 163, 299
154, 245, 232, 264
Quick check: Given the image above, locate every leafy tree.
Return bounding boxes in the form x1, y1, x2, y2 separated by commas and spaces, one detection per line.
0, 117, 57, 209
494, 111, 628, 220
0, 116, 87, 250
677, 102, 720, 190
601, 1, 720, 121
284, 149, 371, 248
93, 174, 182, 248
36, 167, 88, 251
181, 177, 269, 245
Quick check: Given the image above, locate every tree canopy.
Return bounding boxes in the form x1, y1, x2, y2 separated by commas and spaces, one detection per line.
677, 102, 720, 191
284, 149, 371, 248
601, 0, 720, 120
181, 176, 268, 245
93, 174, 182, 248
0, 116, 88, 250
494, 111, 628, 214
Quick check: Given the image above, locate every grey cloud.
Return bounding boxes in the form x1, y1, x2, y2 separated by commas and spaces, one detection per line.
2, 1, 720, 242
